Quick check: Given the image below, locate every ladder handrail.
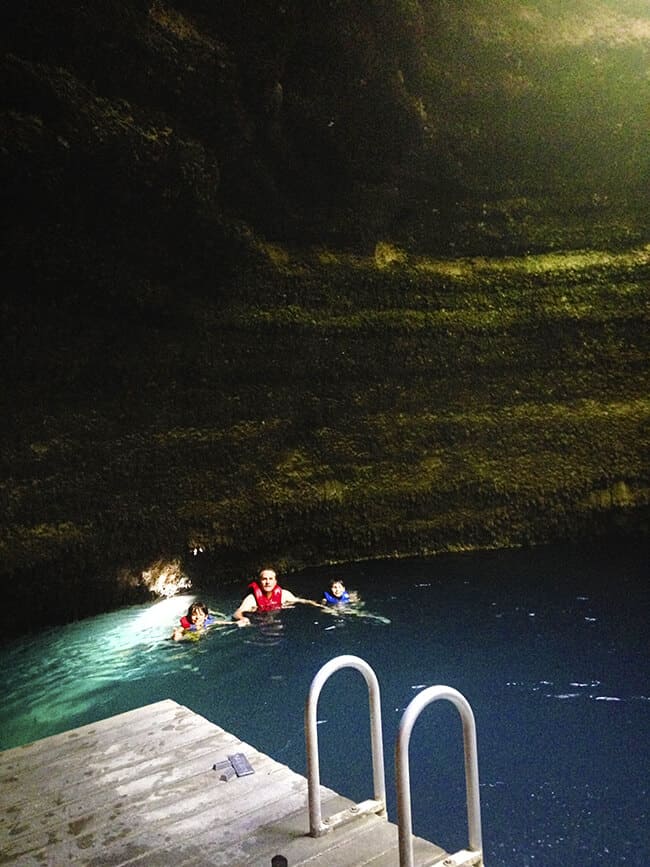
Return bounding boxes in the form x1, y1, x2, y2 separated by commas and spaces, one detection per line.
305, 655, 387, 836
395, 685, 483, 867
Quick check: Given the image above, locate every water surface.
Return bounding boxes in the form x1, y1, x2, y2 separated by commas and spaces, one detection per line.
0, 542, 647, 866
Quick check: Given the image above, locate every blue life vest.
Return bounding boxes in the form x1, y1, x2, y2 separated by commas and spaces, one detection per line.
181, 614, 216, 631
324, 590, 350, 605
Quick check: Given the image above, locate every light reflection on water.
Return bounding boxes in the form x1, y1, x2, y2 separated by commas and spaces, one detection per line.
0, 543, 647, 866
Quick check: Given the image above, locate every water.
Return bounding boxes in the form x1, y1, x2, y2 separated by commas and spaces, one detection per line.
0, 542, 647, 866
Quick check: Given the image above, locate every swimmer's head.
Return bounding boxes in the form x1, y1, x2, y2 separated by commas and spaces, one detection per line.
258, 568, 278, 592
188, 601, 209, 626
329, 579, 346, 599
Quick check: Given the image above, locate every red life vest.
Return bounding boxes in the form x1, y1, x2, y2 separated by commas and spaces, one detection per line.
180, 614, 215, 631
249, 581, 283, 611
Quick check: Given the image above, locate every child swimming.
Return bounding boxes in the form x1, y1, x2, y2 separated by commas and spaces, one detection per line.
171, 601, 229, 641
322, 579, 358, 606
321, 578, 389, 624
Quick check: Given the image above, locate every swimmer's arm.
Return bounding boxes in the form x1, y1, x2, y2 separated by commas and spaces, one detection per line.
205, 615, 234, 628
283, 590, 323, 609
280, 589, 298, 606
233, 593, 256, 626
171, 626, 201, 641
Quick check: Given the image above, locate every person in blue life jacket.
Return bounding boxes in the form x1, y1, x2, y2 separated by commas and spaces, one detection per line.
171, 601, 225, 641
322, 578, 358, 606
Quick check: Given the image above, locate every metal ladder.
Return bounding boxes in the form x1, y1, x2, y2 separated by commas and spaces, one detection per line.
304, 655, 485, 866
305, 655, 387, 836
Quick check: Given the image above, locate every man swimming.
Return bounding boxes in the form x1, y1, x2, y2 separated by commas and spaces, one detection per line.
233, 567, 317, 626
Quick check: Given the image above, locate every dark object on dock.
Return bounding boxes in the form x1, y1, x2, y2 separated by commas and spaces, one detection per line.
228, 751, 255, 776
212, 753, 254, 780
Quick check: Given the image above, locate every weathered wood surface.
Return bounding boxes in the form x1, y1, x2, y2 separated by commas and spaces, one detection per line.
0, 699, 448, 866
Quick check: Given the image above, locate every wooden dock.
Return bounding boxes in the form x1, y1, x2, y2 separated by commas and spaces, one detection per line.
0, 699, 450, 866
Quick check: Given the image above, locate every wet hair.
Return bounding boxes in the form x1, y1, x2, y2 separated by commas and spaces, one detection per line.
329, 578, 345, 589
188, 601, 209, 619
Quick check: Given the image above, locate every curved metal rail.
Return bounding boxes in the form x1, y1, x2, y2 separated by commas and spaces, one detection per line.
396, 685, 484, 867
305, 655, 387, 836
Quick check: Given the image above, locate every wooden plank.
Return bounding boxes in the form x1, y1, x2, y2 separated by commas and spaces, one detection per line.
223, 811, 404, 866
124, 794, 354, 867
0, 723, 238, 824
223, 804, 447, 867
0, 703, 239, 838
1, 735, 251, 860
2, 747, 291, 864
0, 700, 182, 770
0, 700, 449, 867
1, 725, 317, 865
0, 701, 209, 782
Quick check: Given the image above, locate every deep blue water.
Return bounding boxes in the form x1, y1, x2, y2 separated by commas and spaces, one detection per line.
0, 542, 647, 866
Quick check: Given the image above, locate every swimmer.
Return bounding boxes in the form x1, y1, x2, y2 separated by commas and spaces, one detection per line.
171, 601, 229, 641
322, 578, 358, 606
320, 579, 389, 624
233, 567, 319, 627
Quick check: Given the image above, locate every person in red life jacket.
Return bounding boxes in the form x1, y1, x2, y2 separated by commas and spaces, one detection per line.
233, 567, 315, 627
171, 601, 226, 641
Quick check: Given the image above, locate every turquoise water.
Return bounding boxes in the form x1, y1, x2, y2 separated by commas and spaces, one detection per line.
0, 542, 647, 866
